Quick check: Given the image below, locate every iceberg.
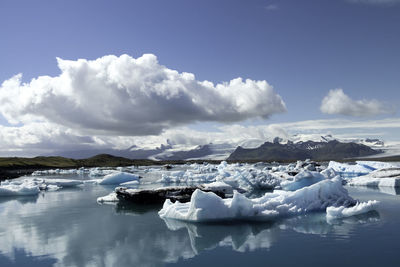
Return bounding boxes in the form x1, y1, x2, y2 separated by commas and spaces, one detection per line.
97, 192, 119, 203
328, 161, 372, 177
356, 161, 400, 171
0, 180, 40, 196
348, 176, 400, 188
159, 177, 377, 222
326, 200, 379, 220
120, 180, 140, 187
99, 172, 140, 185
280, 171, 326, 191
347, 168, 400, 188
41, 179, 84, 187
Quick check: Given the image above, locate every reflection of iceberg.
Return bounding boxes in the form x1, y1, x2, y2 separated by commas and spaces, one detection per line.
162, 219, 278, 254
162, 210, 381, 255
0, 182, 383, 267
0, 194, 39, 205
115, 201, 162, 215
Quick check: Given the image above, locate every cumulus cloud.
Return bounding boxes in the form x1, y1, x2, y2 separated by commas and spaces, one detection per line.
320, 88, 394, 117
0, 54, 286, 136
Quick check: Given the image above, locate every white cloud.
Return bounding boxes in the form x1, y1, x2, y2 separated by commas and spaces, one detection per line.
320, 88, 394, 117
264, 4, 279, 10
0, 54, 286, 136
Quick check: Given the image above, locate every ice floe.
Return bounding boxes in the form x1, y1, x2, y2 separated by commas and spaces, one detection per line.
98, 172, 140, 185
0, 180, 40, 196
328, 161, 372, 177
347, 168, 400, 188
280, 171, 326, 191
158, 177, 376, 222
326, 200, 379, 220
97, 192, 119, 203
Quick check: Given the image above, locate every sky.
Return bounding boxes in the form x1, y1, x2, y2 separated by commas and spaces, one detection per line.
0, 0, 399, 156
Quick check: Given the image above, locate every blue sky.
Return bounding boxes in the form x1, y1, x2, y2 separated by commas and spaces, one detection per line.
0, 0, 399, 155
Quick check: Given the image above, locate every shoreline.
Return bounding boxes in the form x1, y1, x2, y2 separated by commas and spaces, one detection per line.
1, 153, 400, 181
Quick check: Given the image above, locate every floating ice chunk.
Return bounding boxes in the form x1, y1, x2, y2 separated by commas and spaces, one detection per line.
89, 168, 115, 177
159, 177, 372, 222
199, 182, 233, 195
356, 161, 400, 171
217, 169, 279, 191
348, 176, 400, 188
120, 180, 140, 187
31, 168, 80, 176
321, 168, 337, 179
326, 200, 379, 220
0, 180, 40, 196
328, 161, 371, 177
83, 179, 102, 184
365, 168, 400, 178
45, 184, 61, 191
280, 171, 326, 191
347, 168, 400, 188
42, 179, 83, 187
97, 192, 119, 203
99, 172, 140, 185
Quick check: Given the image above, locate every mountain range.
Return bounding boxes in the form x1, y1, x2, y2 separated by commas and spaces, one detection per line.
46, 135, 386, 161
227, 140, 381, 161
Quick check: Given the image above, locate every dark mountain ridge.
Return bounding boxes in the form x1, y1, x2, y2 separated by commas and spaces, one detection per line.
227, 140, 382, 161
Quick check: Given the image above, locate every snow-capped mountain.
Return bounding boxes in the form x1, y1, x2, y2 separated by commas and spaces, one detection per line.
47, 134, 389, 161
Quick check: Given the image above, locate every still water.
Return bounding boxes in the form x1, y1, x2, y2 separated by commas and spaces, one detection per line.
0, 176, 399, 267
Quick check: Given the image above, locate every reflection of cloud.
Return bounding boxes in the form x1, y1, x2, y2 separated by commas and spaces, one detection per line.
0, 186, 382, 266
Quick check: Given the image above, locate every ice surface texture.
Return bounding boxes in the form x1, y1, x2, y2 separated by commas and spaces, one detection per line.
159, 177, 377, 222
98, 172, 140, 185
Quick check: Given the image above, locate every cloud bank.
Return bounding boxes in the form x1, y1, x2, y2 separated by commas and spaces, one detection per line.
0, 54, 286, 136
320, 88, 394, 117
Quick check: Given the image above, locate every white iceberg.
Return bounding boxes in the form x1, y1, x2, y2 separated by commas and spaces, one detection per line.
97, 192, 119, 203
159, 177, 376, 222
326, 200, 379, 220
348, 176, 400, 188
356, 161, 400, 171
280, 171, 326, 191
347, 168, 400, 188
120, 180, 140, 187
199, 181, 234, 195
41, 179, 84, 187
0, 180, 40, 196
99, 172, 140, 185
328, 161, 372, 177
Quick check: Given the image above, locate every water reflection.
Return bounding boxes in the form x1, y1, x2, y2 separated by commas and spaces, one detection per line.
0, 185, 384, 267
0, 195, 39, 205
161, 211, 380, 256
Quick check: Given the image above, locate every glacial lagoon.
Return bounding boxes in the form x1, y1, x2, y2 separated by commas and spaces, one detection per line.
0, 163, 400, 267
